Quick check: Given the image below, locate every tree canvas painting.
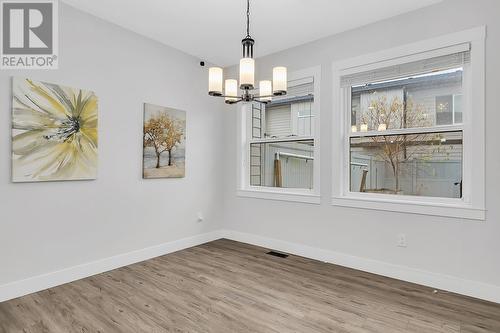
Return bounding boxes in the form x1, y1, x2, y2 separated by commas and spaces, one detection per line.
12, 78, 98, 182
143, 103, 186, 179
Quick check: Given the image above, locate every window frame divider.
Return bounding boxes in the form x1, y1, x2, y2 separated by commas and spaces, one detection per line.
348, 125, 464, 138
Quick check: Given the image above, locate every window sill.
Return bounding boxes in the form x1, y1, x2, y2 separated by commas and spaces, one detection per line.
237, 188, 321, 204
331, 195, 485, 220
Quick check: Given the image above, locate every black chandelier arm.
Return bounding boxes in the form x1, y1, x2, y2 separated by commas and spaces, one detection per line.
240, 86, 288, 98
207, 93, 272, 105
209, 91, 286, 99
207, 93, 244, 102
208, 93, 241, 99
253, 93, 287, 99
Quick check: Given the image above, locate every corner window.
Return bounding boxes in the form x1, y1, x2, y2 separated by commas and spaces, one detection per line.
238, 67, 321, 203
332, 27, 486, 219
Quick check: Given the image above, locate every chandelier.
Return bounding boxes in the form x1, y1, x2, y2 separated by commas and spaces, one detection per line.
208, 0, 287, 104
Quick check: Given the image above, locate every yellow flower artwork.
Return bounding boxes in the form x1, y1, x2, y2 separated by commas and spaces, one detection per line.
12, 78, 98, 182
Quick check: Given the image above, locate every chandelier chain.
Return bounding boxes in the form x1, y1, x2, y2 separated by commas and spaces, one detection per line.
246, 0, 250, 37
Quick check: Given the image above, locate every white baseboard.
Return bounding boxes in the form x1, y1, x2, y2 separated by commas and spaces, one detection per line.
2, 228, 499, 305
220, 229, 500, 304
0, 230, 223, 303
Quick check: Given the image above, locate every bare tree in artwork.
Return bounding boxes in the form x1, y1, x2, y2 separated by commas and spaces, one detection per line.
144, 112, 184, 168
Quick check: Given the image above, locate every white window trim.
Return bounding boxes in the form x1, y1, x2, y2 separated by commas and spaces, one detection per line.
237, 66, 321, 204
331, 26, 486, 220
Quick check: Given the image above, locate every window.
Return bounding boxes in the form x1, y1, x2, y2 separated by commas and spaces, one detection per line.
332, 27, 486, 219
238, 67, 321, 203
348, 63, 467, 199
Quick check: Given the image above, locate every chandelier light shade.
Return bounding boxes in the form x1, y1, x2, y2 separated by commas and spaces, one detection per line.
272, 66, 287, 95
208, 0, 287, 104
259, 80, 272, 102
208, 67, 223, 96
239, 58, 255, 88
225, 79, 238, 102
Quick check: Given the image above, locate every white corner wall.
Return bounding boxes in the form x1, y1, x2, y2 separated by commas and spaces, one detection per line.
0, 3, 225, 293
221, 0, 500, 302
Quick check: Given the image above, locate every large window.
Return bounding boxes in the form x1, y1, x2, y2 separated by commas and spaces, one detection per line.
348, 62, 467, 198
332, 27, 486, 219
238, 67, 321, 203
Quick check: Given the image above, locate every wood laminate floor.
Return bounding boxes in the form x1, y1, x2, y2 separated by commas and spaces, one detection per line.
1, 239, 499, 333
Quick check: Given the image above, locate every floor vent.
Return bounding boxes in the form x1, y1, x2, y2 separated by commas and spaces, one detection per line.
267, 251, 289, 258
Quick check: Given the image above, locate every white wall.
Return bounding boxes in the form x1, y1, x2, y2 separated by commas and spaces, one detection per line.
222, 0, 500, 295
2, 0, 499, 304
0, 3, 225, 286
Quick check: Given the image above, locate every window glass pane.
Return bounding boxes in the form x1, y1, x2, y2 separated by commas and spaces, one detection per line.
350, 131, 462, 198
294, 101, 314, 137
351, 68, 463, 132
265, 104, 291, 138
436, 95, 453, 125
250, 139, 314, 189
265, 101, 314, 139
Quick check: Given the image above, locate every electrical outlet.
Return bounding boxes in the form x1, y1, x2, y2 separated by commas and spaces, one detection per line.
397, 234, 407, 247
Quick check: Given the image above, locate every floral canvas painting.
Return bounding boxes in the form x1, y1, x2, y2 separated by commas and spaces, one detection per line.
143, 103, 186, 179
12, 78, 98, 182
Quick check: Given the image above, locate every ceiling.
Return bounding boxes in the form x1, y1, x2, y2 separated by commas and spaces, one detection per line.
62, 0, 442, 67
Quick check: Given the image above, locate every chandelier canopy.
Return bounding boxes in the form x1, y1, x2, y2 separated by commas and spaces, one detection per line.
208, 0, 287, 104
